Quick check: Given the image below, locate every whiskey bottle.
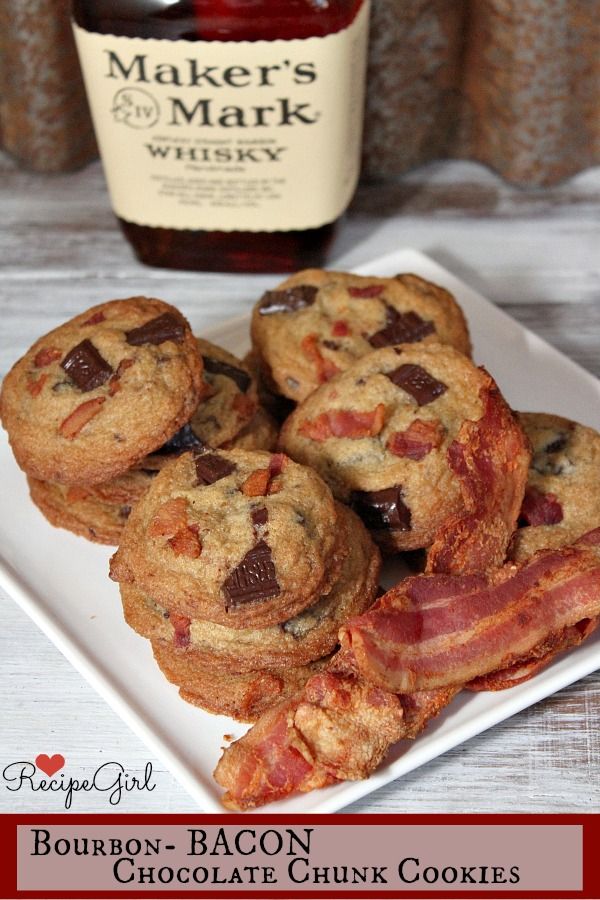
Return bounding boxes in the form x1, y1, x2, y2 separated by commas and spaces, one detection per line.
72, 0, 370, 272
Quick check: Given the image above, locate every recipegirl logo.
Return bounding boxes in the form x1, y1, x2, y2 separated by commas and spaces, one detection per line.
2, 754, 156, 809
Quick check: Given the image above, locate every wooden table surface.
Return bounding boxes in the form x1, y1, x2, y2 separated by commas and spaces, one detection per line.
1, 151, 599, 813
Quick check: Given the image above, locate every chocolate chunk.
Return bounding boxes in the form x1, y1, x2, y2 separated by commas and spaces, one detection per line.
125, 313, 185, 346
544, 433, 569, 454
203, 355, 251, 392
60, 340, 113, 392
251, 507, 268, 528
193, 451, 236, 485
387, 364, 448, 406
119, 505, 131, 519
351, 486, 412, 532
258, 285, 318, 315
157, 423, 208, 456
223, 540, 280, 607
368, 306, 435, 348
322, 340, 341, 351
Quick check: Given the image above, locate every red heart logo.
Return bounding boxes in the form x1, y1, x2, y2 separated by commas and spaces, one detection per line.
35, 754, 65, 777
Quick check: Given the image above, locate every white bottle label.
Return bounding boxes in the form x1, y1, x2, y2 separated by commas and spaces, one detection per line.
73, 4, 369, 232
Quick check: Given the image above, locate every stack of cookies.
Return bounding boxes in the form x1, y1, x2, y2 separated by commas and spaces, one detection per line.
0, 297, 277, 544
109, 449, 381, 720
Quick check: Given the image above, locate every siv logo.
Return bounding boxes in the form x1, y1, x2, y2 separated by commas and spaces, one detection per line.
111, 87, 160, 128
3, 755, 156, 809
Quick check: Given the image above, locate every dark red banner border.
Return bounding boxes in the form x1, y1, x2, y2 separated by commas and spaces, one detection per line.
1, 813, 596, 900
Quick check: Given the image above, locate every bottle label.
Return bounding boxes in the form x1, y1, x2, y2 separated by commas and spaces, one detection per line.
73, 4, 369, 232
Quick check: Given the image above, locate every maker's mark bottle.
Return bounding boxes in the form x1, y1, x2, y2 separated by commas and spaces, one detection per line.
72, 0, 370, 272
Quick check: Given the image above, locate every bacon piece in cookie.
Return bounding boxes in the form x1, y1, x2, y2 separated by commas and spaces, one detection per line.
300, 334, 340, 384
34, 347, 62, 368
427, 373, 530, 575
170, 612, 191, 648
27, 373, 49, 398
149, 497, 201, 558
519, 486, 563, 526
241, 453, 288, 497
387, 419, 444, 460
299, 405, 386, 442
59, 397, 106, 439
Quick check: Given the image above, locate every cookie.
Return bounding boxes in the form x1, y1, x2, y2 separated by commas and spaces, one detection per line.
110, 449, 346, 628
251, 270, 471, 401
151, 639, 330, 722
509, 412, 600, 562
184, 338, 258, 449
0, 297, 204, 485
120, 504, 380, 670
28, 476, 132, 545
280, 343, 490, 552
28, 406, 278, 547
222, 407, 279, 452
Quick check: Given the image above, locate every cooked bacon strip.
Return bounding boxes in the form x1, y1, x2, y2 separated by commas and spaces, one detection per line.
427, 373, 530, 575
466, 617, 598, 691
387, 419, 444, 460
299, 405, 386, 442
342, 529, 600, 694
519, 485, 563, 526
215, 664, 407, 810
59, 397, 105, 439
300, 333, 340, 384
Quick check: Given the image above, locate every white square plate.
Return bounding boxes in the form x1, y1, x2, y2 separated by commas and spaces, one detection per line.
1, 248, 599, 813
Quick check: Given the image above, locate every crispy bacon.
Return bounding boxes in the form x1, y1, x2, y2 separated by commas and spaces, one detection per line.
34, 347, 62, 367
214, 666, 406, 810
108, 358, 134, 396
170, 612, 191, 648
427, 372, 530, 575
59, 397, 105, 439
241, 454, 287, 496
241, 469, 271, 497
27, 373, 49, 397
331, 319, 350, 337
82, 311, 105, 326
169, 525, 201, 559
299, 405, 386, 442
348, 285, 384, 298
341, 529, 600, 693
387, 419, 444, 460
466, 617, 599, 690
300, 333, 340, 384
149, 498, 202, 558
519, 486, 563, 526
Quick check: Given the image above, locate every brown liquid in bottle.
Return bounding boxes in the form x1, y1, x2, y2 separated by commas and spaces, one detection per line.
72, 0, 366, 272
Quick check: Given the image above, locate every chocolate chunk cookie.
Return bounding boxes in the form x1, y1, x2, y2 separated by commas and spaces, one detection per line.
280, 343, 490, 552
120, 504, 380, 670
0, 298, 203, 484
110, 449, 346, 628
151, 639, 330, 722
27, 476, 134, 545
251, 270, 471, 401
509, 412, 600, 562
